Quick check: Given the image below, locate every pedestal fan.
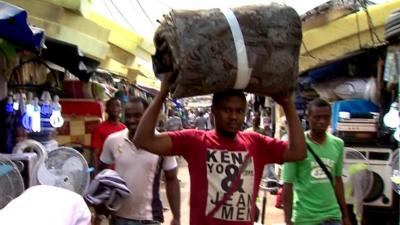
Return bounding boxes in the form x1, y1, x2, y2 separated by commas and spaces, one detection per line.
37, 147, 90, 195
0, 154, 24, 209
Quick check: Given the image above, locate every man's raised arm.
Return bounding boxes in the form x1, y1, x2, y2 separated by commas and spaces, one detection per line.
274, 95, 306, 162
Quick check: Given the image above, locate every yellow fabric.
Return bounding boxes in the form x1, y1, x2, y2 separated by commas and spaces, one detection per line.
392, 176, 400, 184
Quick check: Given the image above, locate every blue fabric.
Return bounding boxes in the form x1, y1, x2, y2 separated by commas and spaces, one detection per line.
110, 216, 160, 225
331, 99, 379, 133
0, 2, 44, 51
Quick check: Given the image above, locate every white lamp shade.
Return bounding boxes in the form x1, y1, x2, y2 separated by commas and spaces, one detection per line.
384, 102, 400, 128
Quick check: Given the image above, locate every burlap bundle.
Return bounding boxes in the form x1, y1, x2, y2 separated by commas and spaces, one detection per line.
153, 4, 302, 98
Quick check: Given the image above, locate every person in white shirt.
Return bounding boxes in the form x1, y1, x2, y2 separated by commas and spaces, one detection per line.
98, 97, 181, 225
0, 185, 91, 225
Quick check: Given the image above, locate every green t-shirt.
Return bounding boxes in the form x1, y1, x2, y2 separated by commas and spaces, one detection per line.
282, 132, 344, 225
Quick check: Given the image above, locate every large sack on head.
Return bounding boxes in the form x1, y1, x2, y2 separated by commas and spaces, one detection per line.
152, 4, 302, 98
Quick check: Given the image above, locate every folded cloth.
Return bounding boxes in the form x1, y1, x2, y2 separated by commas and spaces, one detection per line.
153, 3, 302, 98
84, 169, 131, 211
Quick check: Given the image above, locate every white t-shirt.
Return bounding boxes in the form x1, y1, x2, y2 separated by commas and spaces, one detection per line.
0, 185, 91, 225
100, 129, 177, 221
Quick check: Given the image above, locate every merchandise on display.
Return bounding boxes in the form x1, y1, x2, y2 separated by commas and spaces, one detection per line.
5, 91, 64, 132
153, 3, 302, 98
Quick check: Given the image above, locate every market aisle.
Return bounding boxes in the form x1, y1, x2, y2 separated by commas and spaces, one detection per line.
160, 158, 191, 225
262, 192, 285, 225
160, 159, 285, 225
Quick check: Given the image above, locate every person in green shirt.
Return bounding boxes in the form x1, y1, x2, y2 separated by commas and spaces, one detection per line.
282, 98, 351, 225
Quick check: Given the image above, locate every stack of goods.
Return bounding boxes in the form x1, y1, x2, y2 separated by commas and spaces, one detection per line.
152, 3, 302, 98
336, 115, 378, 133
56, 99, 103, 147
332, 99, 380, 144
63, 80, 117, 101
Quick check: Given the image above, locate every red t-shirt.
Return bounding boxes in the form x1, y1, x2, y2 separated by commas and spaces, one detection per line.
91, 121, 126, 156
168, 130, 287, 225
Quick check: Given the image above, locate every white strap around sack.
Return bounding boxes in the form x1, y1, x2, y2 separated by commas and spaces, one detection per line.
220, 8, 252, 90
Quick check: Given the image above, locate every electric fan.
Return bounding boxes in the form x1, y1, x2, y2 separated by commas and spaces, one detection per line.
12, 139, 47, 162
37, 147, 89, 195
11, 139, 47, 187
390, 149, 400, 195
0, 154, 25, 209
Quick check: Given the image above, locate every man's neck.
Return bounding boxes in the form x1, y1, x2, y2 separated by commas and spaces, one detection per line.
107, 118, 119, 124
308, 131, 326, 144
216, 129, 237, 140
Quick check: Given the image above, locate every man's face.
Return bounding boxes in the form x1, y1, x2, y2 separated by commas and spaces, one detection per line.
212, 95, 246, 135
106, 100, 122, 119
308, 105, 331, 134
124, 102, 145, 134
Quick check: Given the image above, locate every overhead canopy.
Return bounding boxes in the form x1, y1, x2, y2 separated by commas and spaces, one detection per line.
91, 0, 332, 41
299, 46, 385, 80
42, 37, 99, 81
299, 0, 400, 72
0, 1, 44, 52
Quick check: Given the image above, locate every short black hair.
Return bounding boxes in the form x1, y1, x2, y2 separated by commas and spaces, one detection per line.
212, 89, 246, 107
128, 96, 149, 109
105, 97, 120, 109
307, 98, 331, 115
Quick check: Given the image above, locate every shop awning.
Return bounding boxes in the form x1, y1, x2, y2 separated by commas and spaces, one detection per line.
0, 1, 44, 52
299, 0, 400, 72
299, 46, 385, 80
42, 37, 99, 81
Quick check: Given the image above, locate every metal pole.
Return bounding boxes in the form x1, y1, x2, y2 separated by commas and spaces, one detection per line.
261, 189, 267, 224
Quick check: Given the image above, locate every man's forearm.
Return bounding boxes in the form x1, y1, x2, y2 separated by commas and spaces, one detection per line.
134, 86, 168, 149
282, 101, 306, 161
92, 148, 100, 171
166, 175, 181, 221
283, 183, 293, 223
335, 177, 349, 219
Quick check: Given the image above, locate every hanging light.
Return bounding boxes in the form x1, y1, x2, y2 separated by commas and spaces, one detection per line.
49, 95, 64, 128
40, 91, 52, 116
22, 102, 34, 131
13, 102, 19, 111
384, 102, 400, 128
31, 97, 41, 132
